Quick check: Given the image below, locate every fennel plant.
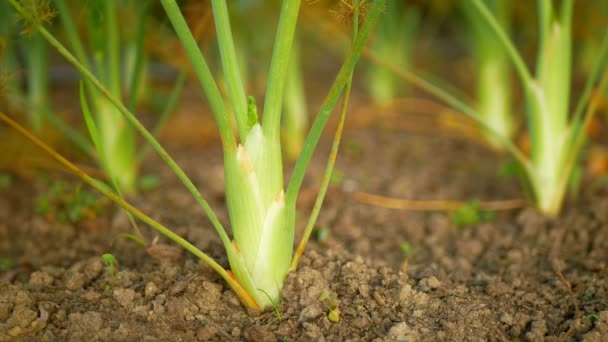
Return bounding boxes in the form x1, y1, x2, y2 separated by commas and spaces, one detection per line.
358, 0, 608, 216
6, 0, 385, 310
472, 0, 608, 215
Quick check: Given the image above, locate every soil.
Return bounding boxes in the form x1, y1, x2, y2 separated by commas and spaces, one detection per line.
2, 103, 608, 341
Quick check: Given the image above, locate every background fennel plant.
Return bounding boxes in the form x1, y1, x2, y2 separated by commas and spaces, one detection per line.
461, 0, 513, 149
471, 0, 608, 215
354, 0, 608, 216
7, 0, 384, 311
366, 0, 419, 104
52, 0, 148, 194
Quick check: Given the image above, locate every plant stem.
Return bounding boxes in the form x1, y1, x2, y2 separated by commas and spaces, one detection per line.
126, 0, 150, 112
262, 0, 301, 142
290, 0, 360, 271
471, 0, 533, 87
285, 0, 385, 209
25, 31, 48, 132
212, 0, 249, 140
160, 0, 236, 151
104, 0, 121, 97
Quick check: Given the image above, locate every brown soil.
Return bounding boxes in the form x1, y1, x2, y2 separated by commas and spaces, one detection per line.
2, 120, 608, 341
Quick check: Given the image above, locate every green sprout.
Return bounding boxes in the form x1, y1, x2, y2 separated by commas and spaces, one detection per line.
315, 226, 331, 244
5, 0, 385, 311
319, 290, 340, 322
586, 313, 600, 321
400, 241, 414, 256
102, 253, 119, 290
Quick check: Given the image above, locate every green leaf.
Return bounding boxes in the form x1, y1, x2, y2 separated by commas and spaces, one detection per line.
400, 241, 414, 256
139, 174, 160, 190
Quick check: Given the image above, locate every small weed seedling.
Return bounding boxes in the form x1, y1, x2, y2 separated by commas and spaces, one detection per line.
102, 253, 119, 290
138, 174, 160, 191
400, 241, 414, 257
400, 240, 414, 272
0, 174, 12, 188
451, 200, 495, 228
315, 226, 331, 244
319, 290, 340, 322
330, 169, 345, 187
0, 258, 15, 272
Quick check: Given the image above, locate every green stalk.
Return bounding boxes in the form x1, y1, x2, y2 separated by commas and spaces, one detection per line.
282, 37, 308, 160
366, 1, 419, 103
462, 0, 513, 148
24, 31, 48, 132
104, 0, 121, 97
212, 0, 249, 140
291, 0, 360, 271
125, 0, 150, 112
94, 0, 137, 193
262, 0, 300, 141
286, 0, 385, 208
526, 0, 572, 214
160, 0, 236, 151
53, 0, 89, 67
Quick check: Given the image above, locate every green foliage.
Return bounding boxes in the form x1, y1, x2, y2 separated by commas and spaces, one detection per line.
0, 258, 15, 272
329, 169, 344, 186
0, 174, 13, 188
102, 253, 119, 289
315, 226, 331, 243
400, 241, 414, 256
451, 200, 495, 228
35, 178, 105, 223
138, 174, 160, 191
247, 95, 259, 132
